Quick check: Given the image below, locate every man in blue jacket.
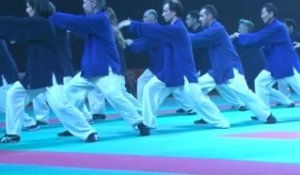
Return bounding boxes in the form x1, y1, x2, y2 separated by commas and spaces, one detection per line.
119, 0, 230, 130
127, 9, 201, 117
232, 3, 300, 112
190, 5, 276, 124
126, 9, 163, 107
231, 18, 294, 108
0, 0, 98, 143
50, 0, 149, 136
186, 11, 247, 113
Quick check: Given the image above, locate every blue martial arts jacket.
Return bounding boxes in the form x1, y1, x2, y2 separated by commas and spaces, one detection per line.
190, 20, 244, 85
50, 11, 122, 79
52, 28, 75, 84
129, 37, 164, 75
0, 16, 57, 89
0, 39, 19, 86
238, 19, 300, 79
129, 19, 198, 87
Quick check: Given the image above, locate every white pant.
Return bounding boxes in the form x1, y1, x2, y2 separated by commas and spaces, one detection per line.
277, 80, 291, 97
142, 76, 229, 128
215, 86, 245, 108
265, 80, 293, 105
172, 90, 194, 111
269, 81, 293, 106
31, 76, 92, 121
88, 88, 106, 115
0, 83, 37, 127
137, 69, 154, 105
65, 71, 143, 125
255, 69, 300, 109
0, 84, 12, 113
32, 93, 50, 122
87, 75, 141, 115
119, 75, 141, 111
199, 69, 271, 120
138, 69, 193, 111
199, 76, 245, 108
5, 81, 96, 140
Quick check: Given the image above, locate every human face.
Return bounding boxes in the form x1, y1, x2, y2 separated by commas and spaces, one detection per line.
162, 3, 175, 23
143, 12, 155, 24
261, 7, 273, 24
185, 15, 194, 28
238, 23, 249, 33
83, 0, 95, 15
199, 9, 210, 27
26, 2, 36, 17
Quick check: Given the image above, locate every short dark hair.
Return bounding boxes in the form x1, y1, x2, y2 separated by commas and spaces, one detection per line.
284, 18, 296, 28
186, 10, 199, 20
26, 0, 54, 18
202, 4, 218, 19
262, 3, 278, 17
163, 0, 184, 17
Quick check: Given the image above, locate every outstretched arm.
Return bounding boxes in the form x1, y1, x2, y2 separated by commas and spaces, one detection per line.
119, 19, 183, 43
50, 12, 106, 35
0, 16, 55, 42
190, 27, 222, 48
237, 25, 282, 47
129, 38, 157, 53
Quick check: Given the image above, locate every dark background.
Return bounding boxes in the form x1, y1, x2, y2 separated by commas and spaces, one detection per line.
1, 0, 300, 71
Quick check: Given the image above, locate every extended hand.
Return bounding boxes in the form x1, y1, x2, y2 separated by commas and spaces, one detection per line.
294, 41, 300, 50
230, 32, 240, 39
125, 39, 133, 46
118, 19, 132, 29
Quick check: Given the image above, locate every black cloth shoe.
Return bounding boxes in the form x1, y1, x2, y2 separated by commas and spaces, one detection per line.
251, 116, 259, 120
176, 108, 186, 113
36, 120, 48, 125
137, 123, 150, 136
85, 132, 99, 143
0, 134, 20, 143
287, 103, 296, 108
57, 130, 73, 137
92, 114, 106, 120
265, 114, 277, 124
276, 102, 295, 108
194, 119, 208, 124
23, 124, 40, 131
176, 108, 196, 115
251, 114, 277, 124
238, 106, 248, 111
186, 109, 197, 115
